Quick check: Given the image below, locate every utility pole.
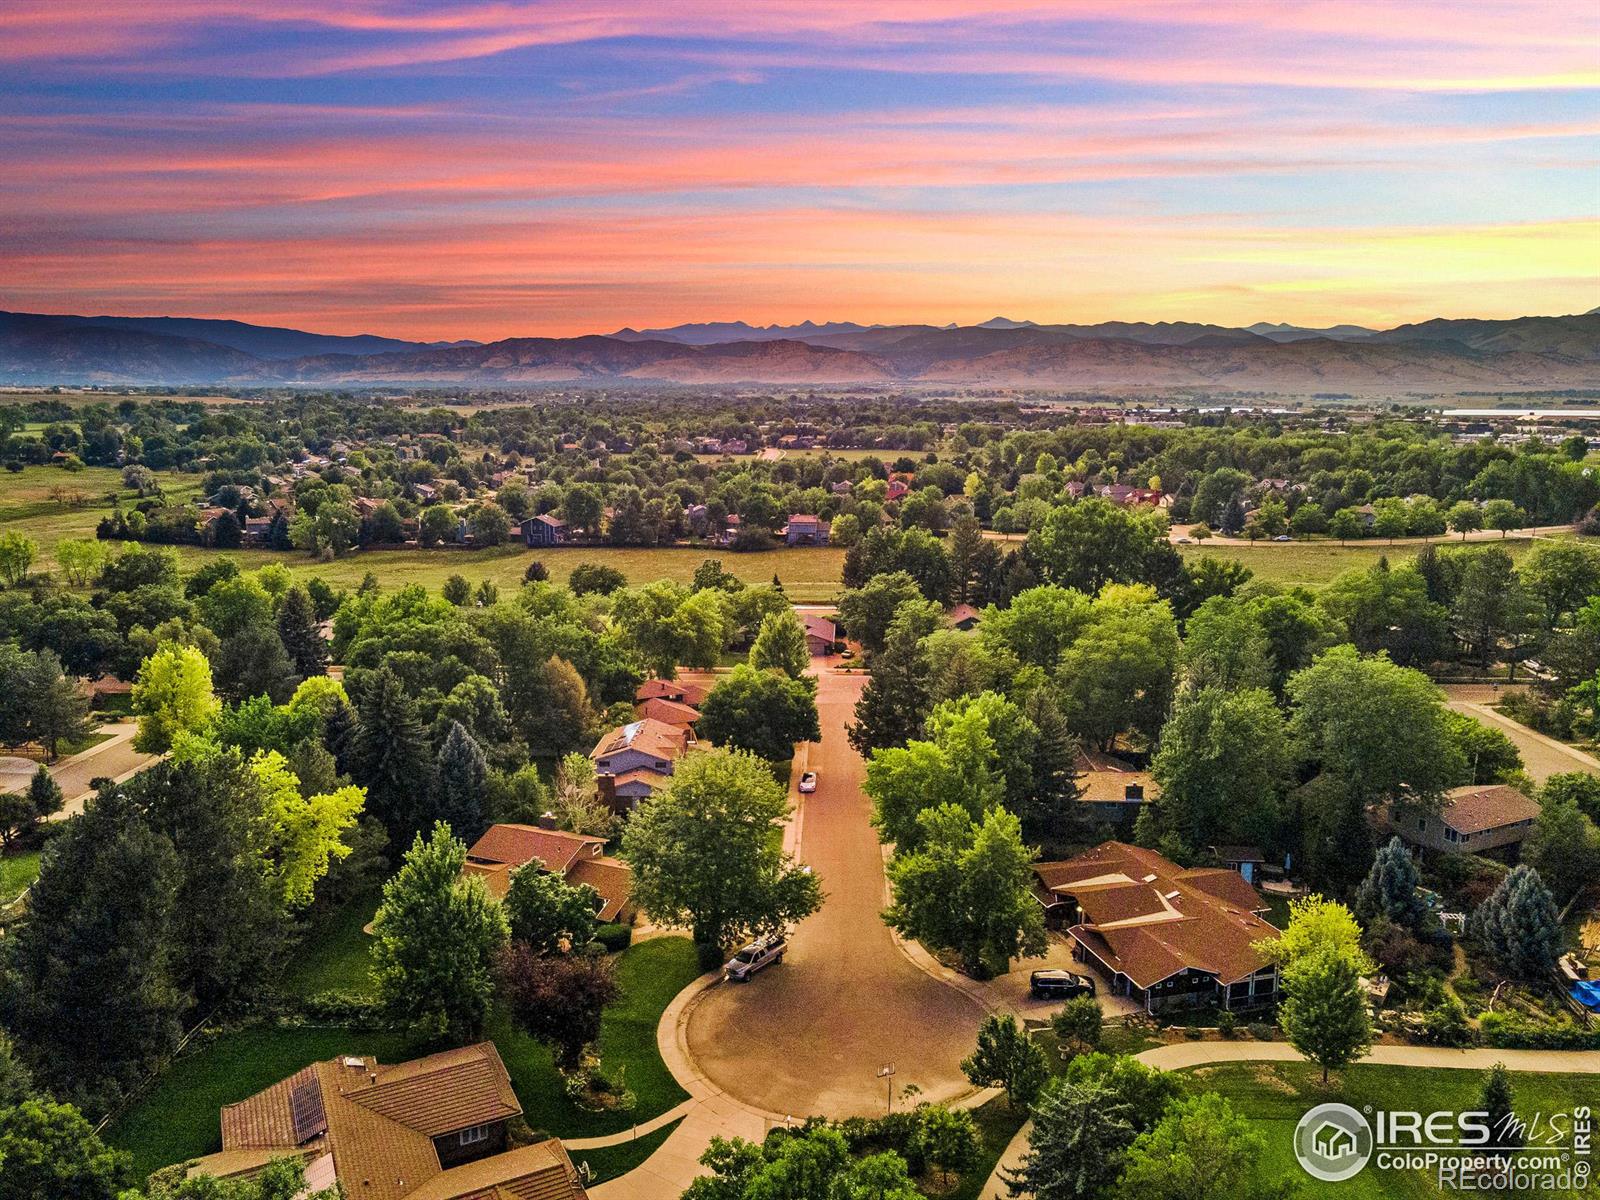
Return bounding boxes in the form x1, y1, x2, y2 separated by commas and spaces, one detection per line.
877, 1063, 896, 1116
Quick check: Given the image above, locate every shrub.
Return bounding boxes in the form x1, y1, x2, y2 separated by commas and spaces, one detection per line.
1479, 1010, 1600, 1050
593, 922, 633, 953
299, 990, 386, 1026
1217, 1011, 1237, 1038
1246, 1022, 1275, 1041
1419, 997, 1474, 1047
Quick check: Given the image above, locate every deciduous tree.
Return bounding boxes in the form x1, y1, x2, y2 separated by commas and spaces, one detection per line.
131, 641, 220, 753
961, 1014, 1049, 1110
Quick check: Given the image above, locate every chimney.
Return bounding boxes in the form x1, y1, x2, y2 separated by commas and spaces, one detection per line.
537, 812, 558, 831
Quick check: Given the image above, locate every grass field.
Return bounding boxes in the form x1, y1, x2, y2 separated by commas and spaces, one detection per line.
0, 849, 41, 905
0, 464, 202, 557
283, 889, 380, 999
1177, 1061, 1597, 1199
1177, 535, 1561, 588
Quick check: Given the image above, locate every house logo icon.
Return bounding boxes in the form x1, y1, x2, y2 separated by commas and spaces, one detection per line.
1294, 1102, 1374, 1182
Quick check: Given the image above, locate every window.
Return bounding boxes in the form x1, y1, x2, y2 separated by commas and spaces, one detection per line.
459, 1124, 491, 1146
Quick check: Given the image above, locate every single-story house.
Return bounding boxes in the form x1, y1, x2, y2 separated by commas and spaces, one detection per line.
946, 604, 983, 631
784, 514, 829, 546
1033, 841, 1281, 1014
802, 614, 837, 656
185, 1043, 589, 1200
1391, 784, 1542, 855
521, 513, 568, 547
636, 678, 709, 707
1075, 749, 1157, 829
463, 822, 634, 923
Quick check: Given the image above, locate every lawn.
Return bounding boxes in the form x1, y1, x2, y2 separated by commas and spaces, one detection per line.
105, 1025, 414, 1179
1177, 536, 1555, 588
282, 889, 380, 999
571, 1117, 684, 1186
495, 935, 703, 1137
1177, 1061, 1597, 1199
0, 848, 41, 905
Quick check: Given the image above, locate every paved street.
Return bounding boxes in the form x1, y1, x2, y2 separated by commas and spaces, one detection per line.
684, 665, 986, 1117
49, 722, 156, 816
1441, 685, 1599, 782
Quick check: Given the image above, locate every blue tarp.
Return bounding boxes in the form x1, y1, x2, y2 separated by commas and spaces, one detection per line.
1570, 979, 1600, 1011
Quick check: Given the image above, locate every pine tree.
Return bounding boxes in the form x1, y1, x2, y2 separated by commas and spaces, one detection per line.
1008, 1079, 1137, 1200
434, 721, 489, 842
19, 649, 88, 760
848, 619, 931, 755
1354, 835, 1428, 930
350, 667, 436, 843
1279, 949, 1372, 1083
1478, 1062, 1523, 1159
27, 763, 64, 821
276, 583, 328, 678
1472, 864, 1561, 980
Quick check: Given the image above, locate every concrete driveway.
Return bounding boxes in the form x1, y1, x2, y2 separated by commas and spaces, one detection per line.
1440, 684, 1599, 782
981, 934, 1141, 1023
683, 667, 986, 1117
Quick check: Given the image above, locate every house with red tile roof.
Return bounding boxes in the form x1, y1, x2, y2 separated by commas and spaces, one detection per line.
1033, 841, 1280, 1014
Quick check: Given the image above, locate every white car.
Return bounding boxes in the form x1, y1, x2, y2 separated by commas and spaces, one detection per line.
798, 771, 818, 794
724, 933, 786, 981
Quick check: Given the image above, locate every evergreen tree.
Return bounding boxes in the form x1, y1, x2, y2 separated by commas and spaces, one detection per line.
276, 583, 328, 678
1008, 1079, 1137, 1200
18, 649, 88, 759
1470, 864, 1562, 980
350, 666, 436, 843
1478, 1063, 1524, 1160
960, 1014, 1049, 1110
434, 720, 489, 842
26, 763, 63, 821
1354, 835, 1428, 930
1019, 689, 1082, 843
848, 616, 932, 755
1279, 949, 1372, 1083
216, 624, 300, 705
372, 822, 508, 1041
2, 786, 183, 1112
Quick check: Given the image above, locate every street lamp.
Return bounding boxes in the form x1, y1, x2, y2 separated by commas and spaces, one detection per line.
877, 1063, 896, 1115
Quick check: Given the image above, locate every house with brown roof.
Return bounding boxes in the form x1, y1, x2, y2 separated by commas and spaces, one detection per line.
464, 822, 634, 923
784, 514, 829, 546
1389, 784, 1542, 855
1033, 841, 1281, 1014
1074, 749, 1157, 830
801, 614, 837, 656
186, 1043, 588, 1200
636, 696, 701, 730
591, 717, 691, 776
635, 679, 709, 707
946, 604, 983, 631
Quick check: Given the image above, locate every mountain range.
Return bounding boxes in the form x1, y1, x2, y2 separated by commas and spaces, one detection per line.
2, 308, 1598, 392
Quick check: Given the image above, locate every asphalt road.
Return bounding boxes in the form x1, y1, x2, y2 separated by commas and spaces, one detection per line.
683, 666, 985, 1117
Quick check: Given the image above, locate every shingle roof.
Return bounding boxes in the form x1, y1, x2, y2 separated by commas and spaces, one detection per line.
567, 856, 634, 923
1074, 749, 1159, 805
591, 718, 688, 764
802, 615, 836, 643
1438, 784, 1541, 834
466, 825, 606, 876
1042, 841, 1279, 988
635, 679, 709, 706
635, 697, 700, 728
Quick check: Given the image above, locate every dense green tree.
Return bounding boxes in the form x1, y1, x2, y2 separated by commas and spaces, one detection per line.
979, 584, 1092, 670
1354, 836, 1428, 930
442, 573, 472, 606
1279, 949, 1372, 1083
1056, 585, 1179, 752
0, 1098, 136, 1200
1442, 710, 1524, 785
1028, 499, 1175, 596
503, 864, 600, 954
248, 750, 363, 911
913, 1103, 982, 1186
569, 562, 627, 596
131, 641, 220, 753
215, 624, 300, 705
1472, 864, 1563, 981
1542, 771, 1600, 827
848, 606, 936, 755
1451, 548, 1536, 666
275, 583, 327, 678
1149, 687, 1288, 850
1112, 1093, 1267, 1200
434, 720, 490, 842
15, 647, 88, 758
748, 609, 811, 679
697, 665, 820, 763
612, 581, 727, 678
1478, 1063, 1524, 1159
961, 1014, 1050, 1110
372, 822, 509, 1041
0, 531, 37, 588
1051, 995, 1102, 1055
418, 504, 457, 547
1180, 595, 1271, 690
885, 804, 1045, 977
1008, 1078, 1138, 1200
623, 749, 821, 956
837, 570, 925, 656
350, 666, 437, 843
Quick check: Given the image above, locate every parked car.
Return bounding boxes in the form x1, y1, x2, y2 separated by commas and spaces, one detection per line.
725, 933, 787, 981
1273, 534, 1292, 542
798, 771, 818, 794
1029, 969, 1096, 1000
840, 648, 855, 659
1175, 536, 1192, 544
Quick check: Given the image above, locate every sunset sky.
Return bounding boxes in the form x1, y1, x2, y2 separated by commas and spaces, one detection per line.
2, 2, 1597, 340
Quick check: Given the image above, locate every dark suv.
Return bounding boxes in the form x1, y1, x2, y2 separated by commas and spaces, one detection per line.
1029, 969, 1096, 1000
